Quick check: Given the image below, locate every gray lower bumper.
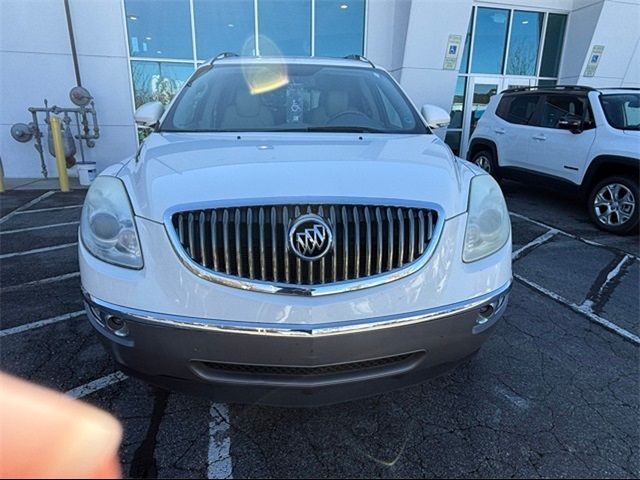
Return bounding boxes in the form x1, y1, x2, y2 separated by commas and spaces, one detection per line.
83, 282, 510, 406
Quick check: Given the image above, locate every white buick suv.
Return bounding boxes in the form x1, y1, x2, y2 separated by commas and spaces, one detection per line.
469, 86, 639, 234
80, 55, 512, 406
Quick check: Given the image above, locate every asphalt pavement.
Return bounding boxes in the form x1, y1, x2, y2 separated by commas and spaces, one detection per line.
0, 182, 638, 478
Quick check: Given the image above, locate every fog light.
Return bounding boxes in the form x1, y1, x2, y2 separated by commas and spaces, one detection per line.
105, 315, 129, 337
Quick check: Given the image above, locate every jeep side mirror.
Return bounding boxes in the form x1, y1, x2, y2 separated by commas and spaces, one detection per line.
421, 104, 451, 129
558, 116, 583, 134
134, 101, 164, 128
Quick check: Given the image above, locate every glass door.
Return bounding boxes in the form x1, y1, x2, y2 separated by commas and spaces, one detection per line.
459, 76, 537, 158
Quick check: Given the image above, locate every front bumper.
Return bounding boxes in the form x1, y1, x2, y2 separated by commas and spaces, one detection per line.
84, 281, 510, 406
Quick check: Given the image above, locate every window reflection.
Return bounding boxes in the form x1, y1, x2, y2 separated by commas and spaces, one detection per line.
125, 0, 193, 59
471, 8, 509, 74
258, 0, 311, 56
194, 0, 256, 59
444, 131, 462, 156
540, 14, 567, 77
315, 0, 365, 57
459, 12, 473, 74
450, 77, 467, 129
131, 61, 194, 108
506, 11, 543, 76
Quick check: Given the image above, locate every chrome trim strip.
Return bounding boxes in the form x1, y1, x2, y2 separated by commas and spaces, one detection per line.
163, 197, 446, 297
84, 281, 511, 337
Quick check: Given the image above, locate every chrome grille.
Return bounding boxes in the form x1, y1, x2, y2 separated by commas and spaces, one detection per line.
170, 203, 439, 290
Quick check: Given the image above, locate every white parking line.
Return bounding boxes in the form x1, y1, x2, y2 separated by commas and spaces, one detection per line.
512, 229, 558, 261
208, 403, 233, 479
0, 272, 80, 293
0, 242, 78, 259
596, 254, 634, 297
66, 372, 129, 399
0, 310, 85, 337
0, 191, 55, 225
509, 211, 640, 261
514, 273, 640, 345
14, 204, 83, 215
0, 220, 80, 235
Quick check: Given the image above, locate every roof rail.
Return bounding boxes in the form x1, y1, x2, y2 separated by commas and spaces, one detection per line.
208, 52, 240, 65
501, 85, 597, 94
596, 87, 640, 91
343, 54, 376, 68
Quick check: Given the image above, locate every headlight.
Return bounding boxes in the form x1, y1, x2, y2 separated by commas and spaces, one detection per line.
463, 175, 510, 262
80, 176, 143, 269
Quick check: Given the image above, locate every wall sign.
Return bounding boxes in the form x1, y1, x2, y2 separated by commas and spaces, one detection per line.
584, 45, 604, 77
443, 34, 463, 70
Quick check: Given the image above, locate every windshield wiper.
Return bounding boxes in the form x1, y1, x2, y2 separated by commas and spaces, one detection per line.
275, 126, 388, 133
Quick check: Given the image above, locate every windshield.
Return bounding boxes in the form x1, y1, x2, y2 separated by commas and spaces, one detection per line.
161, 63, 427, 134
600, 93, 640, 130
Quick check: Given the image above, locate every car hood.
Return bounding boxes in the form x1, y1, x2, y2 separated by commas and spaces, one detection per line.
118, 132, 474, 222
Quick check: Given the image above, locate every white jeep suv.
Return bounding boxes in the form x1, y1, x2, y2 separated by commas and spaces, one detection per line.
80, 55, 511, 406
469, 86, 639, 234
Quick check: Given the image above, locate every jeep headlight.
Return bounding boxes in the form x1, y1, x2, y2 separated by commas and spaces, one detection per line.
80, 176, 143, 269
463, 175, 510, 262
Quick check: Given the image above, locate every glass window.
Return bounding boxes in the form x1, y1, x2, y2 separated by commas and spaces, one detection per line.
315, 0, 365, 57
471, 8, 510, 74
444, 131, 462, 156
131, 61, 194, 108
538, 79, 557, 87
125, 0, 193, 59
459, 12, 473, 74
450, 77, 466, 129
506, 11, 543, 76
161, 63, 427, 133
540, 14, 567, 77
600, 94, 640, 130
194, 0, 256, 59
496, 94, 539, 124
469, 83, 499, 135
536, 94, 589, 129
258, 0, 311, 56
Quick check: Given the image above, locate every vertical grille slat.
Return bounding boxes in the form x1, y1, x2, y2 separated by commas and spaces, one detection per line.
235, 209, 243, 277
259, 207, 266, 280
172, 203, 438, 288
364, 207, 372, 277
397, 208, 405, 268
222, 209, 231, 274
408, 209, 416, 262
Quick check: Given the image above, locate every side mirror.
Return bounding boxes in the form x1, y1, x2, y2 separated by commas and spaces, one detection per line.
134, 101, 164, 127
421, 104, 451, 129
558, 116, 583, 134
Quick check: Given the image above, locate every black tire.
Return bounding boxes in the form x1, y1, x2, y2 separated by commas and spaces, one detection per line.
587, 175, 639, 235
471, 150, 500, 180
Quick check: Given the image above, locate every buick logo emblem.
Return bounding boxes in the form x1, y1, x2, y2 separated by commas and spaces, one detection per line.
288, 214, 333, 261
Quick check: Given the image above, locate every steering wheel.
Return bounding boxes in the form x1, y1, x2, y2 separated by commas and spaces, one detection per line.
327, 110, 371, 124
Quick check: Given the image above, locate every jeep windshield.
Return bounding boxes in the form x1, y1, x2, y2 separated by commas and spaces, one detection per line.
600, 93, 640, 130
160, 62, 427, 134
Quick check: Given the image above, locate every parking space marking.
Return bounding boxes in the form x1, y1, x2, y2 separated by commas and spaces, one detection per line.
515, 273, 640, 345
0, 272, 80, 293
0, 242, 78, 259
0, 310, 84, 337
0, 191, 55, 225
512, 228, 558, 261
0, 220, 80, 235
14, 204, 83, 215
208, 403, 233, 479
65, 371, 128, 399
509, 211, 640, 261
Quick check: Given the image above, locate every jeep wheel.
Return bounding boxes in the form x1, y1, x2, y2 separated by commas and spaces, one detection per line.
588, 175, 639, 234
471, 150, 500, 180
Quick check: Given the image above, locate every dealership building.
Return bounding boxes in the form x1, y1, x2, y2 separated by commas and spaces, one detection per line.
1, 0, 639, 179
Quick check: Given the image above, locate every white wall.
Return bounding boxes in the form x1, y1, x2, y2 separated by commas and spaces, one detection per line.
559, 0, 640, 86
0, 0, 138, 178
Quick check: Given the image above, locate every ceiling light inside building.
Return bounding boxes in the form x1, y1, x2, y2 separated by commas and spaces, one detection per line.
128, 15, 137, 20
522, 20, 529, 24
145, 36, 152, 40
340, 4, 348, 9
227, 23, 235, 28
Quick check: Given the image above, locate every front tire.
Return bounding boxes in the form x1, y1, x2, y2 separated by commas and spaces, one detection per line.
588, 175, 639, 234
471, 150, 500, 180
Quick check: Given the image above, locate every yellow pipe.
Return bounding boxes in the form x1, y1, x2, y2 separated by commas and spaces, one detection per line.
49, 116, 70, 192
